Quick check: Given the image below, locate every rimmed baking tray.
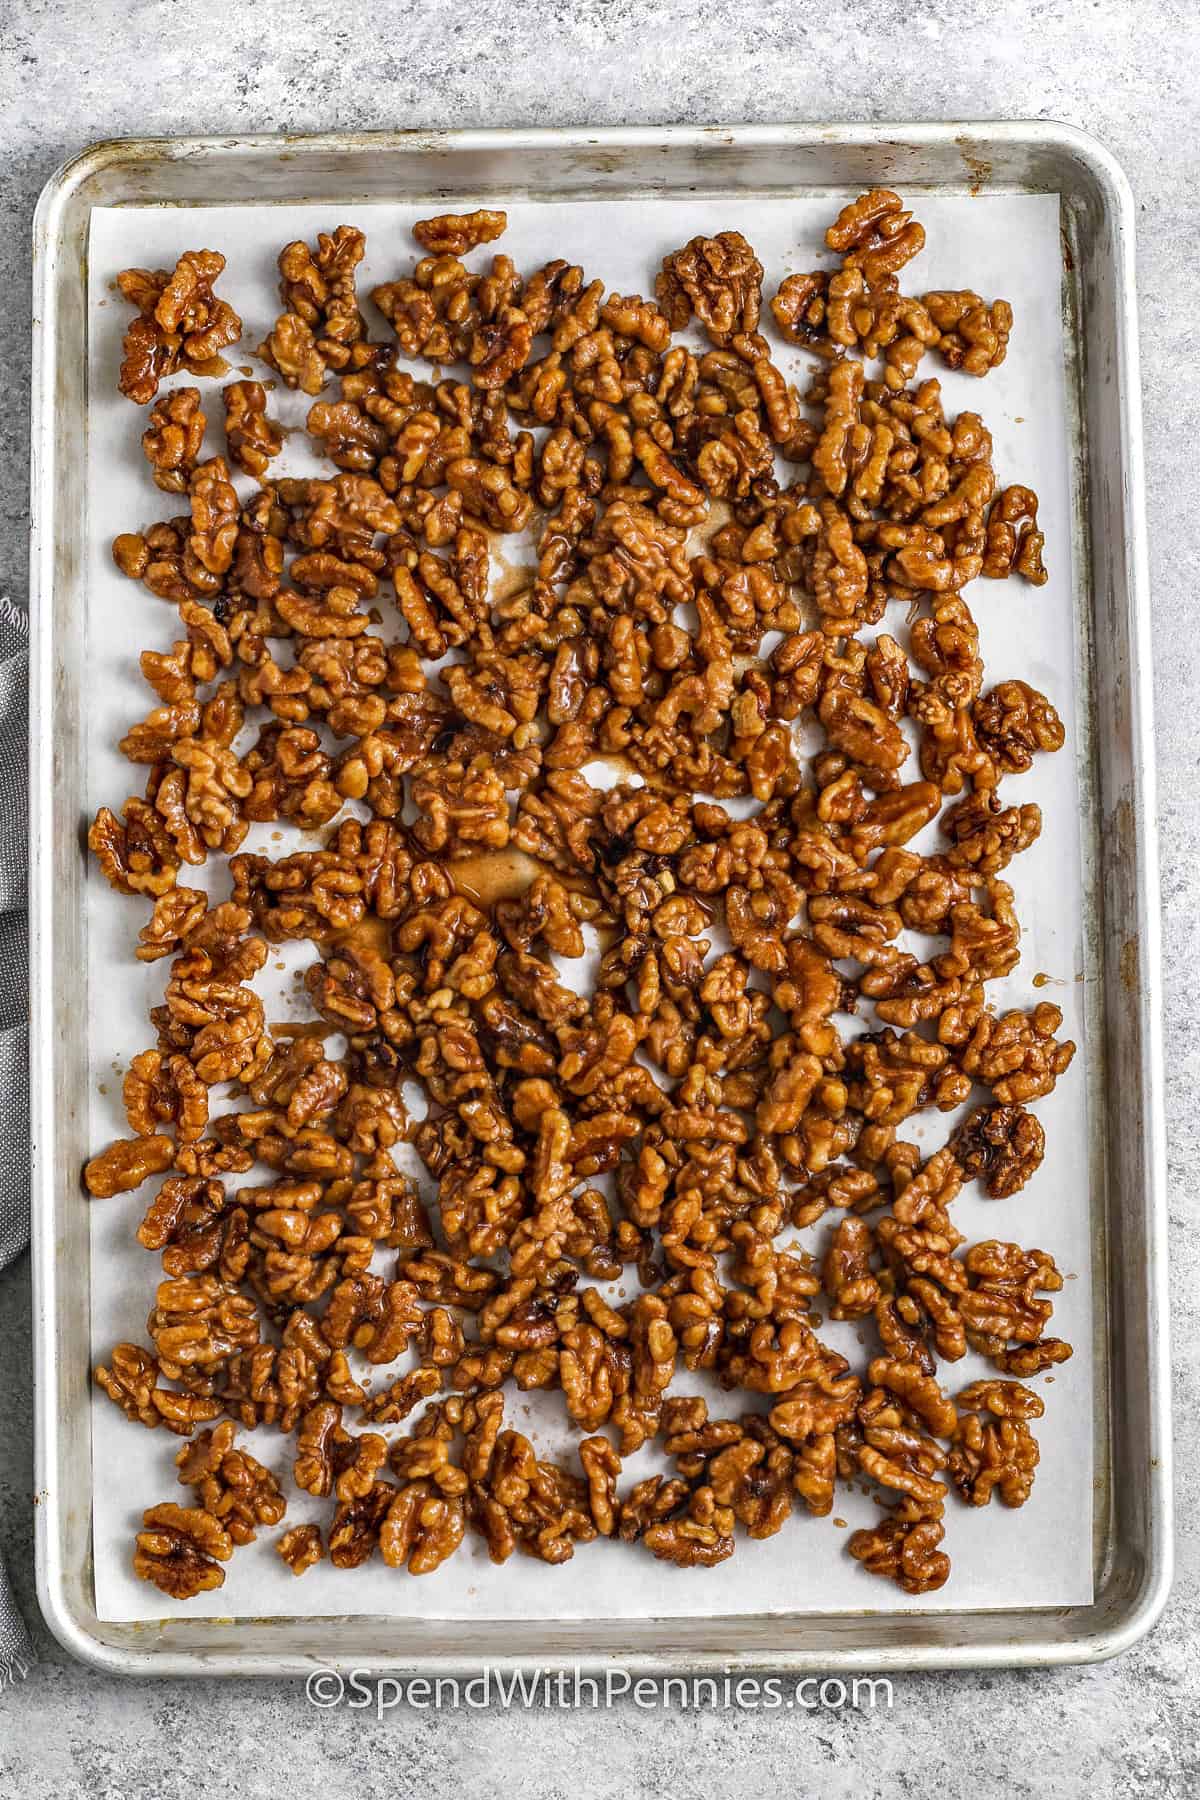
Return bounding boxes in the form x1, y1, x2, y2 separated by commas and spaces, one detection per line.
30, 122, 1169, 1675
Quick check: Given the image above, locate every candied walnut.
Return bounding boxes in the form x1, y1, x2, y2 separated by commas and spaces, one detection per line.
445, 453, 533, 530
241, 722, 341, 829
579, 1436, 622, 1536
642, 1485, 736, 1568
698, 1422, 794, 1540
768, 1370, 861, 1446
657, 231, 763, 345
112, 532, 152, 581
137, 1175, 230, 1275
84, 1133, 175, 1198
923, 290, 1013, 377
360, 1280, 424, 1365
223, 380, 283, 476
133, 1501, 233, 1598
466, 306, 534, 391
147, 1274, 260, 1372
469, 1425, 596, 1565
335, 1432, 390, 1503
175, 1420, 286, 1543
223, 1341, 322, 1432
951, 1102, 1045, 1198
328, 1480, 398, 1569
119, 695, 202, 765
868, 1355, 957, 1439
959, 1001, 1076, 1104
826, 189, 925, 284
413, 210, 507, 255
117, 250, 242, 403
819, 685, 908, 778
956, 1378, 1046, 1422
372, 257, 473, 363
186, 455, 239, 584
771, 271, 829, 347
721, 1315, 850, 1399
261, 226, 367, 390
559, 1322, 630, 1434
411, 756, 511, 855
991, 1338, 1073, 1376
959, 1238, 1065, 1353
851, 1416, 950, 1580
982, 485, 1047, 586
260, 312, 326, 395
294, 1401, 350, 1498
142, 387, 206, 493
972, 680, 1065, 773
826, 277, 940, 389
89, 800, 180, 898
164, 734, 251, 855
277, 1521, 324, 1575
949, 1381, 1042, 1507
306, 396, 391, 473
124, 1050, 208, 1143
848, 1512, 949, 1596
616, 1473, 690, 1543
94, 1342, 222, 1436
823, 1217, 882, 1320
601, 291, 671, 351
909, 689, 996, 796
942, 791, 1042, 876
380, 1481, 466, 1574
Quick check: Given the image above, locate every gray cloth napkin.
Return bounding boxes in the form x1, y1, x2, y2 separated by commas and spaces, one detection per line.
0, 593, 32, 1687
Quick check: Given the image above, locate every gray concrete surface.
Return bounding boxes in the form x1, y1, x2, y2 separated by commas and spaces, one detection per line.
2, 0, 1198, 1792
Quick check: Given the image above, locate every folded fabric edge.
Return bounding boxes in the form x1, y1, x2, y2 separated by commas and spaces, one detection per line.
0, 1647, 31, 1689
0, 594, 29, 635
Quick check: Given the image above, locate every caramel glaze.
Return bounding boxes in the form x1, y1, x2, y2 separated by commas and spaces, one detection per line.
269, 1019, 334, 1041
447, 844, 545, 908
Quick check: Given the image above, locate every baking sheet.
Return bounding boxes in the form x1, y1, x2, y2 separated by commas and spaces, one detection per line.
85, 193, 1094, 1623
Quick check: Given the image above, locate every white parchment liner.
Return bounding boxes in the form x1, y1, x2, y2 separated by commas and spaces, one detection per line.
86, 193, 1093, 1621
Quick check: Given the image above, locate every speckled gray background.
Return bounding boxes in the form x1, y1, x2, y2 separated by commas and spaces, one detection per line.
1, 0, 1197, 1792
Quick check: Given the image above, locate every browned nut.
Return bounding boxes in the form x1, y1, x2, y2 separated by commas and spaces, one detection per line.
277, 1521, 325, 1575
133, 1501, 232, 1597
84, 1135, 176, 1198
117, 251, 242, 403
413, 211, 508, 255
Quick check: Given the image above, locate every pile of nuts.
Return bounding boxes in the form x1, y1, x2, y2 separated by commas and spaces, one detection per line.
90, 194, 1073, 1602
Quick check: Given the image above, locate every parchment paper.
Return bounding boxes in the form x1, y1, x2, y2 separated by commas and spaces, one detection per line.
86, 192, 1095, 1622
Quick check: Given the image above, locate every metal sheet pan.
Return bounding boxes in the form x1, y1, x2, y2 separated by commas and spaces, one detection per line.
29, 122, 1170, 1675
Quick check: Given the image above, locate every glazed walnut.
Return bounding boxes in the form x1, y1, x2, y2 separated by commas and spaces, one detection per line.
223, 380, 283, 476
972, 680, 1066, 773
847, 1512, 950, 1596
923, 291, 1013, 376
260, 225, 368, 391
175, 1420, 287, 1543
951, 1102, 1045, 1198
133, 1501, 233, 1597
142, 387, 206, 493
94, 1342, 222, 1436
947, 1379, 1043, 1506
277, 1521, 324, 1575
118, 250, 242, 403
413, 210, 508, 255
84, 1134, 175, 1198
825, 189, 926, 284
983, 486, 1047, 586
657, 232, 764, 345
